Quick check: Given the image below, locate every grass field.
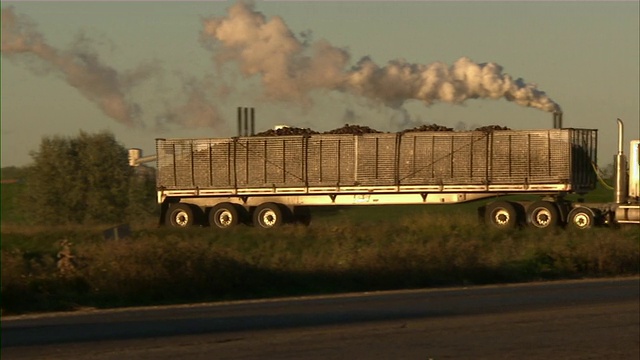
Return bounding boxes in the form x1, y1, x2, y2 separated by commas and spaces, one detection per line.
1, 181, 638, 315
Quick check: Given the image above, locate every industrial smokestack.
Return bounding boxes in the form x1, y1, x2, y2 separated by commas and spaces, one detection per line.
553, 112, 563, 129
237, 107, 242, 136
250, 107, 255, 136
237, 106, 255, 136
243, 107, 249, 136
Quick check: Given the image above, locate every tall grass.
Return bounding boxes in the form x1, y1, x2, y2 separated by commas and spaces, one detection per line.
2, 209, 638, 315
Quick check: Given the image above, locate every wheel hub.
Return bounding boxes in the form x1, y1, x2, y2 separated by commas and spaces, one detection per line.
534, 209, 552, 226
261, 210, 277, 226
573, 213, 590, 228
175, 211, 189, 226
217, 210, 233, 226
494, 209, 510, 225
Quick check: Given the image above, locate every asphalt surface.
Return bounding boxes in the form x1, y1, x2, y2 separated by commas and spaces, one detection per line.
2, 277, 639, 359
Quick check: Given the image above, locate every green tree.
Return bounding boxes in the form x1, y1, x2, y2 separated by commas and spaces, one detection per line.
21, 131, 154, 225
126, 165, 158, 224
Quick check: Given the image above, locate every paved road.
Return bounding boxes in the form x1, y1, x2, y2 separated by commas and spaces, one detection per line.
2, 277, 639, 359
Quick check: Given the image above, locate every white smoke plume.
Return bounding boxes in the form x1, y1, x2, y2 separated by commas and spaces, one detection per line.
1, 7, 152, 127
156, 76, 225, 130
202, 2, 561, 113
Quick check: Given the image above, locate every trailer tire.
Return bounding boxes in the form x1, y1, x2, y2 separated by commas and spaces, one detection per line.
568, 207, 598, 230
485, 201, 519, 229
527, 201, 559, 229
209, 203, 241, 229
253, 203, 285, 229
166, 203, 196, 228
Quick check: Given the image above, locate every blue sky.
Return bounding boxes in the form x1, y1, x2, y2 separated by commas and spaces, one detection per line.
2, 1, 638, 167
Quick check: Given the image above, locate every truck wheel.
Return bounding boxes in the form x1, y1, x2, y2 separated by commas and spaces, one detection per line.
485, 201, 519, 229
209, 203, 240, 229
568, 207, 598, 230
527, 201, 559, 229
253, 203, 285, 229
166, 203, 195, 228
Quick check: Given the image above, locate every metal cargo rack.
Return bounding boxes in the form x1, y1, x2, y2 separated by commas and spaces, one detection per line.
155, 128, 597, 196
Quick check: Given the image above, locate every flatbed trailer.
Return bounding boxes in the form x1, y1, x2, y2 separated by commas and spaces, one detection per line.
141, 124, 615, 228
130, 115, 639, 230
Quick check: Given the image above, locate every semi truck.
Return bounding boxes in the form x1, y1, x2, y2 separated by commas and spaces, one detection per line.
128, 111, 639, 230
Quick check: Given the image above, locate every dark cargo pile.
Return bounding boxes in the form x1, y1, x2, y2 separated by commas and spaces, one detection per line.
474, 125, 511, 132
324, 124, 383, 135
252, 123, 510, 136
401, 124, 454, 133
254, 127, 319, 137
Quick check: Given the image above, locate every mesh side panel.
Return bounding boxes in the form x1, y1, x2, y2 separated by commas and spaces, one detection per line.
210, 140, 234, 188
156, 139, 193, 189
158, 139, 236, 189
156, 129, 598, 191
307, 135, 355, 186
547, 131, 570, 182
280, 137, 305, 186
356, 134, 397, 186
450, 133, 473, 183
528, 132, 551, 182
471, 133, 490, 181
191, 140, 211, 187
431, 135, 452, 183
259, 137, 304, 187
398, 133, 432, 185
233, 137, 304, 187
156, 139, 176, 188
489, 130, 574, 184
233, 139, 248, 187
570, 129, 598, 190
490, 132, 522, 183
511, 133, 529, 182
398, 133, 486, 185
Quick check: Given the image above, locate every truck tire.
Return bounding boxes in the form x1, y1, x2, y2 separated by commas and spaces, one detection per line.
527, 201, 559, 229
253, 203, 285, 229
166, 203, 195, 228
568, 206, 598, 230
485, 201, 519, 229
209, 203, 240, 229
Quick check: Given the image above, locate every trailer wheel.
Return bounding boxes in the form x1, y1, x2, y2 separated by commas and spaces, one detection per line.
166, 203, 195, 228
209, 203, 240, 229
527, 201, 559, 229
485, 201, 519, 229
253, 203, 285, 229
568, 207, 598, 230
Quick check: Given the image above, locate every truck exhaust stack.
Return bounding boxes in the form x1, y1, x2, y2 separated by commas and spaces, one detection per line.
614, 118, 628, 204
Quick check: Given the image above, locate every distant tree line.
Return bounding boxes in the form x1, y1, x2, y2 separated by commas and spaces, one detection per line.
10, 131, 157, 225
1, 166, 29, 180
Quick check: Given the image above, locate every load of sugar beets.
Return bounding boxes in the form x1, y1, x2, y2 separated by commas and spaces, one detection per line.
253, 123, 510, 136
